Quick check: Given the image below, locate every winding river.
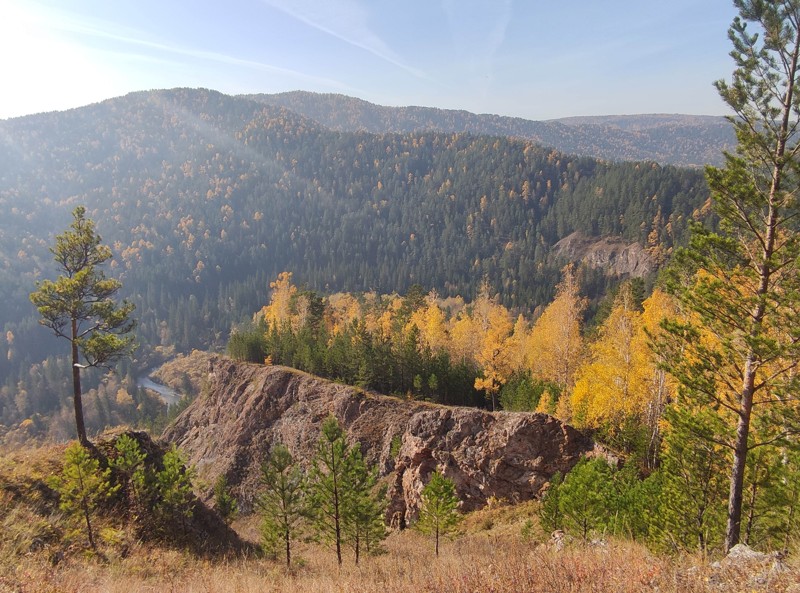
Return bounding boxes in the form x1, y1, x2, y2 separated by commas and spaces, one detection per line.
136, 372, 182, 407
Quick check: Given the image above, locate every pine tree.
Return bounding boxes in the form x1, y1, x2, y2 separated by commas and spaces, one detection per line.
415, 470, 461, 557
661, 1, 800, 551
52, 442, 119, 550
654, 407, 728, 552
555, 458, 617, 542
539, 471, 564, 533
109, 434, 149, 520
30, 206, 136, 444
213, 475, 239, 525
342, 446, 387, 563
307, 416, 351, 566
258, 444, 306, 567
155, 446, 196, 535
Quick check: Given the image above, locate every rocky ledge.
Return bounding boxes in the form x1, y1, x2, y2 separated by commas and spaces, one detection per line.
162, 356, 600, 526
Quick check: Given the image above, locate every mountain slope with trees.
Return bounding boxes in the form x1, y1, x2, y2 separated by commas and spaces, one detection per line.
0, 88, 709, 439
247, 91, 734, 167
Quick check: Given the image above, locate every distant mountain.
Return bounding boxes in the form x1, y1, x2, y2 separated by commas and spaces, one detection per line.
245, 91, 734, 167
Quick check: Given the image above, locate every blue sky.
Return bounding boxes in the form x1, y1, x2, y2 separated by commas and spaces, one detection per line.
0, 0, 739, 121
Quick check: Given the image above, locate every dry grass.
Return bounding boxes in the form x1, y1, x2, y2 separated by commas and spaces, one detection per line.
3, 446, 799, 593
0, 532, 648, 593
4, 522, 800, 593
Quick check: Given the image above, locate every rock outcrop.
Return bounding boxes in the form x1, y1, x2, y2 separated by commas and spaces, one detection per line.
162, 356, 599, 525
551, 231, 654, 278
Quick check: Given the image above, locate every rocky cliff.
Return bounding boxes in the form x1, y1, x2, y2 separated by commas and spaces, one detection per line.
162, 356, 599, 526
551, 231, 655, 278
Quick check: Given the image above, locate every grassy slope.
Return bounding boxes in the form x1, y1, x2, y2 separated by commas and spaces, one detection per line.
3, 442, 799, 592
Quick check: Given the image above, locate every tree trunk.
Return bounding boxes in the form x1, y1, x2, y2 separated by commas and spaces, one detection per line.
285, 527, 291, 568
725, 378, 753, 552
82, 497, 96, 550
71, 318, 88, 445
332, 455, 342, 566
783, 478, 798, 553
743, 456, 762, 545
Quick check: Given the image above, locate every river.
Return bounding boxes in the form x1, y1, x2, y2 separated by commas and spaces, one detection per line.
136, 372, 182, 407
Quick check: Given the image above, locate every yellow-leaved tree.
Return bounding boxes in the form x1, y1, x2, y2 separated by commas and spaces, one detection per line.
638, 288, 679, 467
258, 271, 297, 328
570, 284, 651, 444
326, 292, 363, 336
406, 291, 449, 354
471, 281, 514, 411
527, 264, 586, 418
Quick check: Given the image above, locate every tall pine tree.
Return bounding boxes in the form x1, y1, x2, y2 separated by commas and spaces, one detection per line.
661, 1, 800, 551
30, 207, 135, 444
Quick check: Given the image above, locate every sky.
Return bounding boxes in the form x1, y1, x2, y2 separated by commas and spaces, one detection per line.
0, 0, 740, 121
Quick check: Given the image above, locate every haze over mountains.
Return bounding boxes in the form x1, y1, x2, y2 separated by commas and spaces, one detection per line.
0, 87, 714, 433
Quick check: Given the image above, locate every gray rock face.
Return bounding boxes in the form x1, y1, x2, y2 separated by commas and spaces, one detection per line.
162, 356, 598, 525
551, 231, 654, 278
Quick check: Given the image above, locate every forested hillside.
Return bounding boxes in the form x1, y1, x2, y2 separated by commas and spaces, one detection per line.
0, 87, 708, 437
248, 91, 734, 166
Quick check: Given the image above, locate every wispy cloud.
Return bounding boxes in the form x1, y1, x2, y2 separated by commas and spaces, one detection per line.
262, 0, 429, 80
23, 2, 352, 91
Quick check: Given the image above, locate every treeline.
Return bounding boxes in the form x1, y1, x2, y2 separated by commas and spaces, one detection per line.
231, 270, 668, 460
229, 274, 485, 408
0, 88, 709, 434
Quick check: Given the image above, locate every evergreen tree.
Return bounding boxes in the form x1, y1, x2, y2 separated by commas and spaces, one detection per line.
655, 407, 728, 552
52, 442, 119, 550
307, 416, 351, 566
538, 471, 563, 533
342, 446, 387, 563
109, 434, 149, 520
499, 371, 559, 413
30, 206, 136, 444
258, 444, 306, 567
661, 1, 800, 551
213, 475, 239, 526
155, 446, 196, 535
415, 470, 461, 557
555, 458, 617, 541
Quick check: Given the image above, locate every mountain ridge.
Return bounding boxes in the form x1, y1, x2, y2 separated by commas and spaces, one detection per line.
1, 87, 733, 167
245, 90, 734, 167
